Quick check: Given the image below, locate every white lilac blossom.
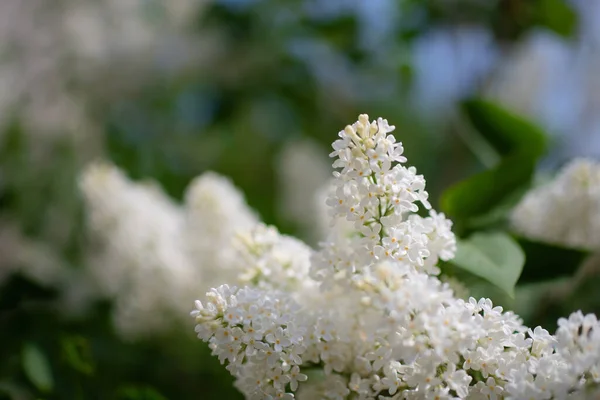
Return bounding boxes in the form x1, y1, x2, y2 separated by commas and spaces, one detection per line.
80, 162, 257, 339
80, 162, 196, 338
184, 172, 259, 290
312, 113, 455, 280
511, 159, 600, 250
232, 224, 315, 295
0, 0, 219, 257
192, 115, 600, 399
0, 0, 212, 145
0, 224, 66, 288
485, 27, 600, 161
65, 0, 204, 64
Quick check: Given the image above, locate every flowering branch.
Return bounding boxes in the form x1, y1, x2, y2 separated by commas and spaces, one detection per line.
191, 115, 600, 399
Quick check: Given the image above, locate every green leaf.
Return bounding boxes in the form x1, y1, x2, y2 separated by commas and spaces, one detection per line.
449, 232, 525, 297
464, 184, 530, 230
61, 336, 95, 375
116, 386, 167, 400
303, 368, 327, 384
441, 151, 536, 227
462, 100, 547, 158
441, 100, 548, 228
22, 344, 53, 393
0, 381, 30, 400
535, 0, 577, 37
517, 237, 589, 283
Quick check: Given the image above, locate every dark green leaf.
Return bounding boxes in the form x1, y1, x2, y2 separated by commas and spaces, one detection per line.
517, 237, 589, 283
449, 231, 525, 297
535, 0, 577, 37
22, 344, 53, 393
441, 151, 536, 227
462, 99, 547, 158
463, 184, 530, 230
116, 386, 168, 400
61, 336, 95, 375
0, 381, 30, 400
441, 100, 548, 227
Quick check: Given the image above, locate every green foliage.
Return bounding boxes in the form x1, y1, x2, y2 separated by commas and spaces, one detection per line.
116, 385, 168, 400
0, 381, 30, 400
441, 100, 547, 232
517, 238, 589, 283
490, 0, 578, 40
61, 336, 94, 376
22, 344, 53, 393
448, 231, 525, 297
462, 99, 547, 158
535, 0, 578, 37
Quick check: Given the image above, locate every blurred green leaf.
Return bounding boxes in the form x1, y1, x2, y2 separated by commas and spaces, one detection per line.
449, 231, 525, 297
0, 381, 29, 400
441, 100, 547, 228
61, 336, 95, 375
116, 385, 168, 400
303, 368, 327, 386
463, 184, 530, 230
517, 238, 589, 283
441, 151, 536, 229
462, 99, 547, 158
22, 344, 53, 393
312, 15, 359, 56
535, 0, 577, 37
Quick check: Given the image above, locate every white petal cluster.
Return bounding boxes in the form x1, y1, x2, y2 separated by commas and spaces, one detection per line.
511, 159, 600, 250
65, 0, 203, 64
312, 114, 456, 281
232, 224, 315, 295
0, 225, 66, 288
184, 172, 259, 290
79, 162, 257, 339
0, 0, 209, 142
192, 285, 308, 400
192, 115, 600, 399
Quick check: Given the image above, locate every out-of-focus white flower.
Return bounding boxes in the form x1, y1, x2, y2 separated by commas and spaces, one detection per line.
277, 138, 332, 244
80, 162, 195, 338
0, 0, 212, 144
192, 115, 600, 399
0, 224, 66, 288
511, 158, 600, 250
0, 0, 89, 138
184, 172, 258, 291
79, 162, 257, 339
485, 26, 600, 160
65, 0, 208, 66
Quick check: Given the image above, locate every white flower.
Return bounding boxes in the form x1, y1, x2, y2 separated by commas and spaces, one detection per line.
80, 162, 196, 339
184, 172, 258, 292
192, 285, 306, 399
79, 163, 259, 339
511, 159, 600, 250
288, 366, 308, 391
192, 115, 600, 399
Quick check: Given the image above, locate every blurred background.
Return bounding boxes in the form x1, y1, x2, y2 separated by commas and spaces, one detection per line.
1, 0, 599, 399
